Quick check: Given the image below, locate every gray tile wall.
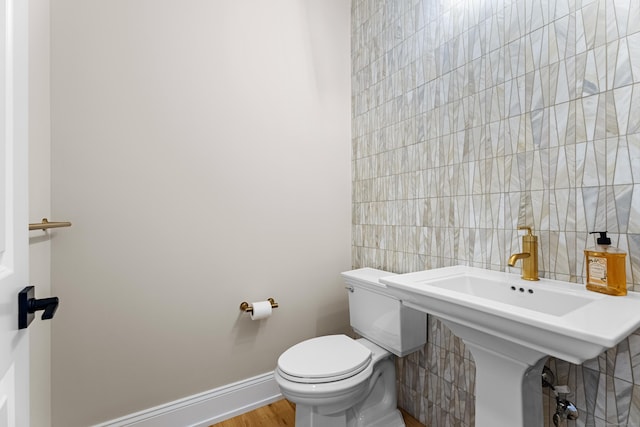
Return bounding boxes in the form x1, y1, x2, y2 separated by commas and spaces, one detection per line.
351, 0, 640, 425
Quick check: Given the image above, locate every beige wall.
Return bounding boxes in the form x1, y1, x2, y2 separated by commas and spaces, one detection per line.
50, 1, 352, 426
29, 0, 52, 426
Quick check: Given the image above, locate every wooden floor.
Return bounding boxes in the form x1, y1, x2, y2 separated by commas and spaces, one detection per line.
212, 399, 424, 427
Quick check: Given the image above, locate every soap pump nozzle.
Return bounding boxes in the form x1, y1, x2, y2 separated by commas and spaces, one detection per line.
590, 231, 611, 245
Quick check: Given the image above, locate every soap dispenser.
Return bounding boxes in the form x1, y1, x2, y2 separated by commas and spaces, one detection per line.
584, 231, 627, 296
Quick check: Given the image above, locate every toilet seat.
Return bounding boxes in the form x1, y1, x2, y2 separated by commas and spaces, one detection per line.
277, 335, 372, 384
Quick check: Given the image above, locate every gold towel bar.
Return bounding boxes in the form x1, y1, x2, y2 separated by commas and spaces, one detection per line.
239, 298, 279, 314
29, 218, 72, 231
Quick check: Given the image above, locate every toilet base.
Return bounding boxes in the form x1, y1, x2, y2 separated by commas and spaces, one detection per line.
288, 356, 405, 427
294, 404, 404, 427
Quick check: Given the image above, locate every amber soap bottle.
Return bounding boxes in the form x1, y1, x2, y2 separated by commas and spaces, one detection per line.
584, 231, 627, 296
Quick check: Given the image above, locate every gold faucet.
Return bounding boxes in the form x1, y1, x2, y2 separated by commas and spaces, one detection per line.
508, 226, 539, 281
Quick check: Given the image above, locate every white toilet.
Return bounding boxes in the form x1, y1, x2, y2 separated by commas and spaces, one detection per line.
274, 268, 427, 427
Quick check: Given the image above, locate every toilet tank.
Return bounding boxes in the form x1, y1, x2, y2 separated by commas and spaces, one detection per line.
341, 268, 427, 357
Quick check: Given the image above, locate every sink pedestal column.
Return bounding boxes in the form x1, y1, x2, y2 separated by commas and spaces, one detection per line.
444, 320, 548, 427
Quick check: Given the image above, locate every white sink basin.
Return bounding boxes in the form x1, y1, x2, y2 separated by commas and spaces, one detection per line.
425, 274, 594, 316
380, 265, 640, 427
381, 265, 640, 364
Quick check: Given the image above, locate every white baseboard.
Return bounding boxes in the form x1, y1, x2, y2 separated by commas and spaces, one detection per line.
92, 371, 282, 427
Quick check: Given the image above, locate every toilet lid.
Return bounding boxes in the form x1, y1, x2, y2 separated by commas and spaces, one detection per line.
277, 335, 371, 383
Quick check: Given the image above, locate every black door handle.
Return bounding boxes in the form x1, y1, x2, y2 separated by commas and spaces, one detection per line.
18, 286, 60, 329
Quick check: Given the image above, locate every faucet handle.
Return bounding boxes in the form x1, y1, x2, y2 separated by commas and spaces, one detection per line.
518, 226, 534, 235
518, 226, 537, 244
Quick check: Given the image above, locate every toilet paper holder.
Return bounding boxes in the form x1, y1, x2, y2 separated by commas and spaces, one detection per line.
240, 298, 279, 314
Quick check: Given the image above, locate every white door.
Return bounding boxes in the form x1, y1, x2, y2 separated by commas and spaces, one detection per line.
0, 0, 30, 426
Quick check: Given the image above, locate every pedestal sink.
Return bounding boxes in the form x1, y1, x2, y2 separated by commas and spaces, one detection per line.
380, 266, 640, 427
